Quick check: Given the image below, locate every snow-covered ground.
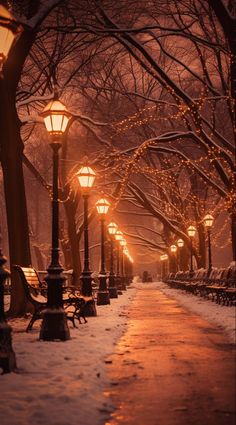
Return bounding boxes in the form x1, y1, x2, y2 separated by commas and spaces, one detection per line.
0, 288, 136, 425
0, 281, 235, 425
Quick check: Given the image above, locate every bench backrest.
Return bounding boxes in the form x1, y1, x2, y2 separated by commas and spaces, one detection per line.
14, 265, 46, 305
21, 267, 41, 289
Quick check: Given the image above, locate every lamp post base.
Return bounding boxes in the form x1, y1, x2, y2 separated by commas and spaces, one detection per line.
40, 267, 70, 341
80, 273, 97, 316
115, 275, 123, 295
108, 275, 118, 298
0, 321, 17, 373
120, 281, 127, 291
40, 308, 70, 341
109, 287, 118, 298
97, 275, 110, 305
83, 299, 97, 316
97, 290, 110, 305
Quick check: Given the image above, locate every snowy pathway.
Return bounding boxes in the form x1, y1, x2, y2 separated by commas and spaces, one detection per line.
105, 284, 236, 425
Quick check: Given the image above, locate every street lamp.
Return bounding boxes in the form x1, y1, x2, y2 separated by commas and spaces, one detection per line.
177, 239, 184, 248
120, 238, 127, 290
76, 165, 96, 315
107, 222, 118, 298
160, 254, 169, 280
177, 238, 184, 271
170, 244, 177, 273
115, 230, 123, 294
187, 225, 196, 276
160, 254, 165, 281
40, 98, 72, 341
126, 252, 134, 283
203, 213, 214, 274
0, 5, 23, 371
96, 197, 110, 305
0, 5, 22, 69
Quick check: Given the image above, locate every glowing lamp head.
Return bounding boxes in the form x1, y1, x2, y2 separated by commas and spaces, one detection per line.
107, 222, 118, 235
76, 166, 95, 189
163, 254, 168, 260
115, 230, 123, 241
177, 238, 184, 248
160, 254, 165, 261
203, 213, 214, 229
41, 99, 71, 139
96, 198, 110, 216
187, 225, 196, 238
0, 5, 22, 67
120, 239, 127, 247
170, 244, 177, 253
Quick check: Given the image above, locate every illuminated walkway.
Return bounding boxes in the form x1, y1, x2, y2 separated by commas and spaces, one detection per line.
105, 285, 236, 425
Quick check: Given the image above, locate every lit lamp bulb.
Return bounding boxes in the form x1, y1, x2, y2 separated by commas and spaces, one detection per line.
76, 166, 95, 189
115, 230, 123, 241
203, 213, 214, 229
41, 99, 71, 140
187, 225, 196, 238
107, 222, 118, 236
96, 198, 110, 216
170, 244, 177, 253
120, 239, 127, 247
0, 5, 22, 67
177, 239, 184, 248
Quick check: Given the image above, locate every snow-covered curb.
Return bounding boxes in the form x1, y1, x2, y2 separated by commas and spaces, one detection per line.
144, 281, 235, 344
0, 287, 137, 425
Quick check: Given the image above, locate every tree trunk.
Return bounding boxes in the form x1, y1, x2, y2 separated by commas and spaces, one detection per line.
0, 79, 31, 316
64, 199, 82, 287
208, 0, 236, 263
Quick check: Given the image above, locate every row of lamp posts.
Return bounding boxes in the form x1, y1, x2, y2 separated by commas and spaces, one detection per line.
0, 4, 135, 363
1, 89, 134, 347
40, 99, 134, 338
160, 213, 214, 278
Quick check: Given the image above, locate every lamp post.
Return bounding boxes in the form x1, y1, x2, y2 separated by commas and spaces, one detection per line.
107, 222, 118, 298
203, 213, 214, 275
187, 225, 196, 276
160, 254, 165, 280
126, 253, 134, 284
0, 5, 22, 372
123, 246, 131, 286
177, 238, 184, 271
120, 238, 127, 290
76, 165, 97, 315
115, 230, 123, 294
39, 98, 71, 341
96, 198, 110, 305
170, 244, 177, 273
160, 254, 168, 280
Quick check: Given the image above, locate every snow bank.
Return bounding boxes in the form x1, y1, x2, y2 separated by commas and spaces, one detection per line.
0, 288, 136, 425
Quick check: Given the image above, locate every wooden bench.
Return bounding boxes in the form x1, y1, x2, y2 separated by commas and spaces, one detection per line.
165, 267, 235, 306
13, 265, 91, 332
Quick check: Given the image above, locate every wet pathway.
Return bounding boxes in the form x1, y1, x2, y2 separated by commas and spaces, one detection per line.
105, 286, 236, 425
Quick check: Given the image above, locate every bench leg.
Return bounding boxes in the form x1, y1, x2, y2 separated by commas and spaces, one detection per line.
26, 314, 37, 332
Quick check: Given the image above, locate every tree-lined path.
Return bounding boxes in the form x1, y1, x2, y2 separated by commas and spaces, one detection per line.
105, 285, 235, 425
